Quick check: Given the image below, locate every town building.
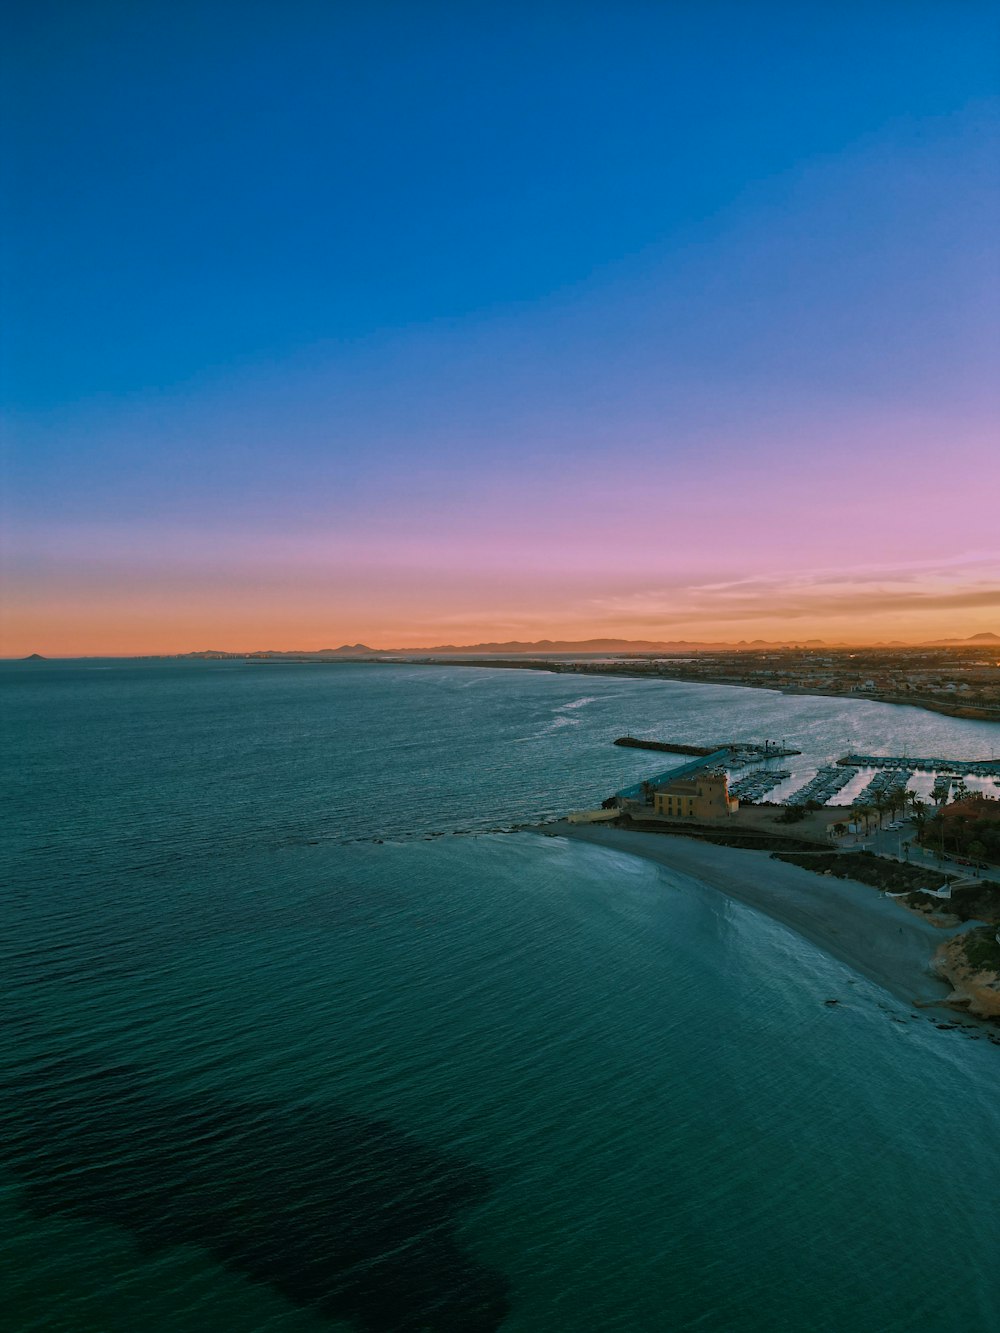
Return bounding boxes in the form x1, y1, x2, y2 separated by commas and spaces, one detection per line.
653, 770, 739, 820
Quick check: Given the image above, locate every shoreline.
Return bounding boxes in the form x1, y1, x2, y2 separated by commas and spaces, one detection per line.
399, 659, 1000, 723
173, 655, 1000, 723
539, 821, 968, 1009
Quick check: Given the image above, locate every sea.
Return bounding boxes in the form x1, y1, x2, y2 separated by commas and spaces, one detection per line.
2, 659, 998, 1333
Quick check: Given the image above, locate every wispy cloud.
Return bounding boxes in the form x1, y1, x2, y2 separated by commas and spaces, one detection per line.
586, 553, 1000, 634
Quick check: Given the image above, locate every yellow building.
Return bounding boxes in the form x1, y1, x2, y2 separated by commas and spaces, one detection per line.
653, 771, 738, 820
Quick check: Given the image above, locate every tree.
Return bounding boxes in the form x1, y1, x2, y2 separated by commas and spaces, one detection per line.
910, 796, 927, 841
952, 815, 969, 856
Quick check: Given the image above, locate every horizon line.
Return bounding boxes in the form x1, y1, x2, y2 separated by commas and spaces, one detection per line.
7, 631, 999, 661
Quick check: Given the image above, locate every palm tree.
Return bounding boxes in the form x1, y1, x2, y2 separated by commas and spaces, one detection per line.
953, 814, 969, 856
909, 796, 927, 842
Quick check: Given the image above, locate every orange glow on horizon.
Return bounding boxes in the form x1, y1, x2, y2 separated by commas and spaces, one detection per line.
4, 600, 997, 658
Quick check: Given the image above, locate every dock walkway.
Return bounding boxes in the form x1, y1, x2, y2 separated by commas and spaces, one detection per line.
616, 748, 731, 801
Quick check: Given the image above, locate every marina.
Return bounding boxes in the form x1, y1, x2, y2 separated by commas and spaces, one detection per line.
853, 766, 913, 809
728, 769, 791, 802
839, 753, 1000, 779
784, 764, 859, 807
613, 739, 1000, 813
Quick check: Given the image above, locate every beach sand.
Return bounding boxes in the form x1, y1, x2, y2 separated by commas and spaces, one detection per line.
542, 821, 966, 1008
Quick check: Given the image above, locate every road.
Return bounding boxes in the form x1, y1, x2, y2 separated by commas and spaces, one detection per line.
847, 817, 999, 881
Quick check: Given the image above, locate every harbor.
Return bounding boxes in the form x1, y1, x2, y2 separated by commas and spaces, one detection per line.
613, 739, 1000, 813
838, 753, 1000, 779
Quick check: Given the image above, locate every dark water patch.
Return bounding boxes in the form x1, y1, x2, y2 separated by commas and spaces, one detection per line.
0, 1062, 510, 1332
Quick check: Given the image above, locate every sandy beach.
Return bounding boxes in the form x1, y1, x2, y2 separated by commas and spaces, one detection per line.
543, 821, 966, 1008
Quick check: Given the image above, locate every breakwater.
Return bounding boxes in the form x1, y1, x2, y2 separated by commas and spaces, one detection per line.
616, 749, 732, 801
615, 738, 800, 758
614, 738, 716, 756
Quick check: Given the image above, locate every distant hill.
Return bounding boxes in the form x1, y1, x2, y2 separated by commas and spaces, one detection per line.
423, 639, 701, 653
178, 632, 999, 659
182, 644, 375, 659
923, 632, 999, 646
23, 652, 47, 660
414, 638, 824, 654
185, 637, 842, 658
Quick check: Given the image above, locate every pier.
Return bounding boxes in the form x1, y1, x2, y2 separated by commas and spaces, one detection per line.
616, 749, 731, 801
615, 738, 803, 802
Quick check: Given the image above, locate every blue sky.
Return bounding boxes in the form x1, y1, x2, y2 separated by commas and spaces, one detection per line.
5, 1, 997, 406
2, 2, 999, 652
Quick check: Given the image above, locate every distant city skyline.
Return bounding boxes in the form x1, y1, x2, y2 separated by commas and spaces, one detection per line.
2, 3, 998, 657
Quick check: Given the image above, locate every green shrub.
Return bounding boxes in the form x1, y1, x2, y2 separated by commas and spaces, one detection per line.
962, 927, 1000, 972
777, 805, 807, 824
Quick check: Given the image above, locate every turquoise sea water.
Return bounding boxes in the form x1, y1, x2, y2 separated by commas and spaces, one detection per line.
2, 661, 999, 1332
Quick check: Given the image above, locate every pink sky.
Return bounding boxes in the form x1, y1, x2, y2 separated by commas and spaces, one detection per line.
3, 73, 998, 656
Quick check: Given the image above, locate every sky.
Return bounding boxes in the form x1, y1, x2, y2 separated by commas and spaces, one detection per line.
2, 1, 999, 654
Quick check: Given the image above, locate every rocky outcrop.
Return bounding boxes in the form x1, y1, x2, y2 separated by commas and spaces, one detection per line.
935, 930, 1000, 1021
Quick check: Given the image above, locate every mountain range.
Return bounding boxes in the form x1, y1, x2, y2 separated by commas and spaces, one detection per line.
180, 632, 999, 658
